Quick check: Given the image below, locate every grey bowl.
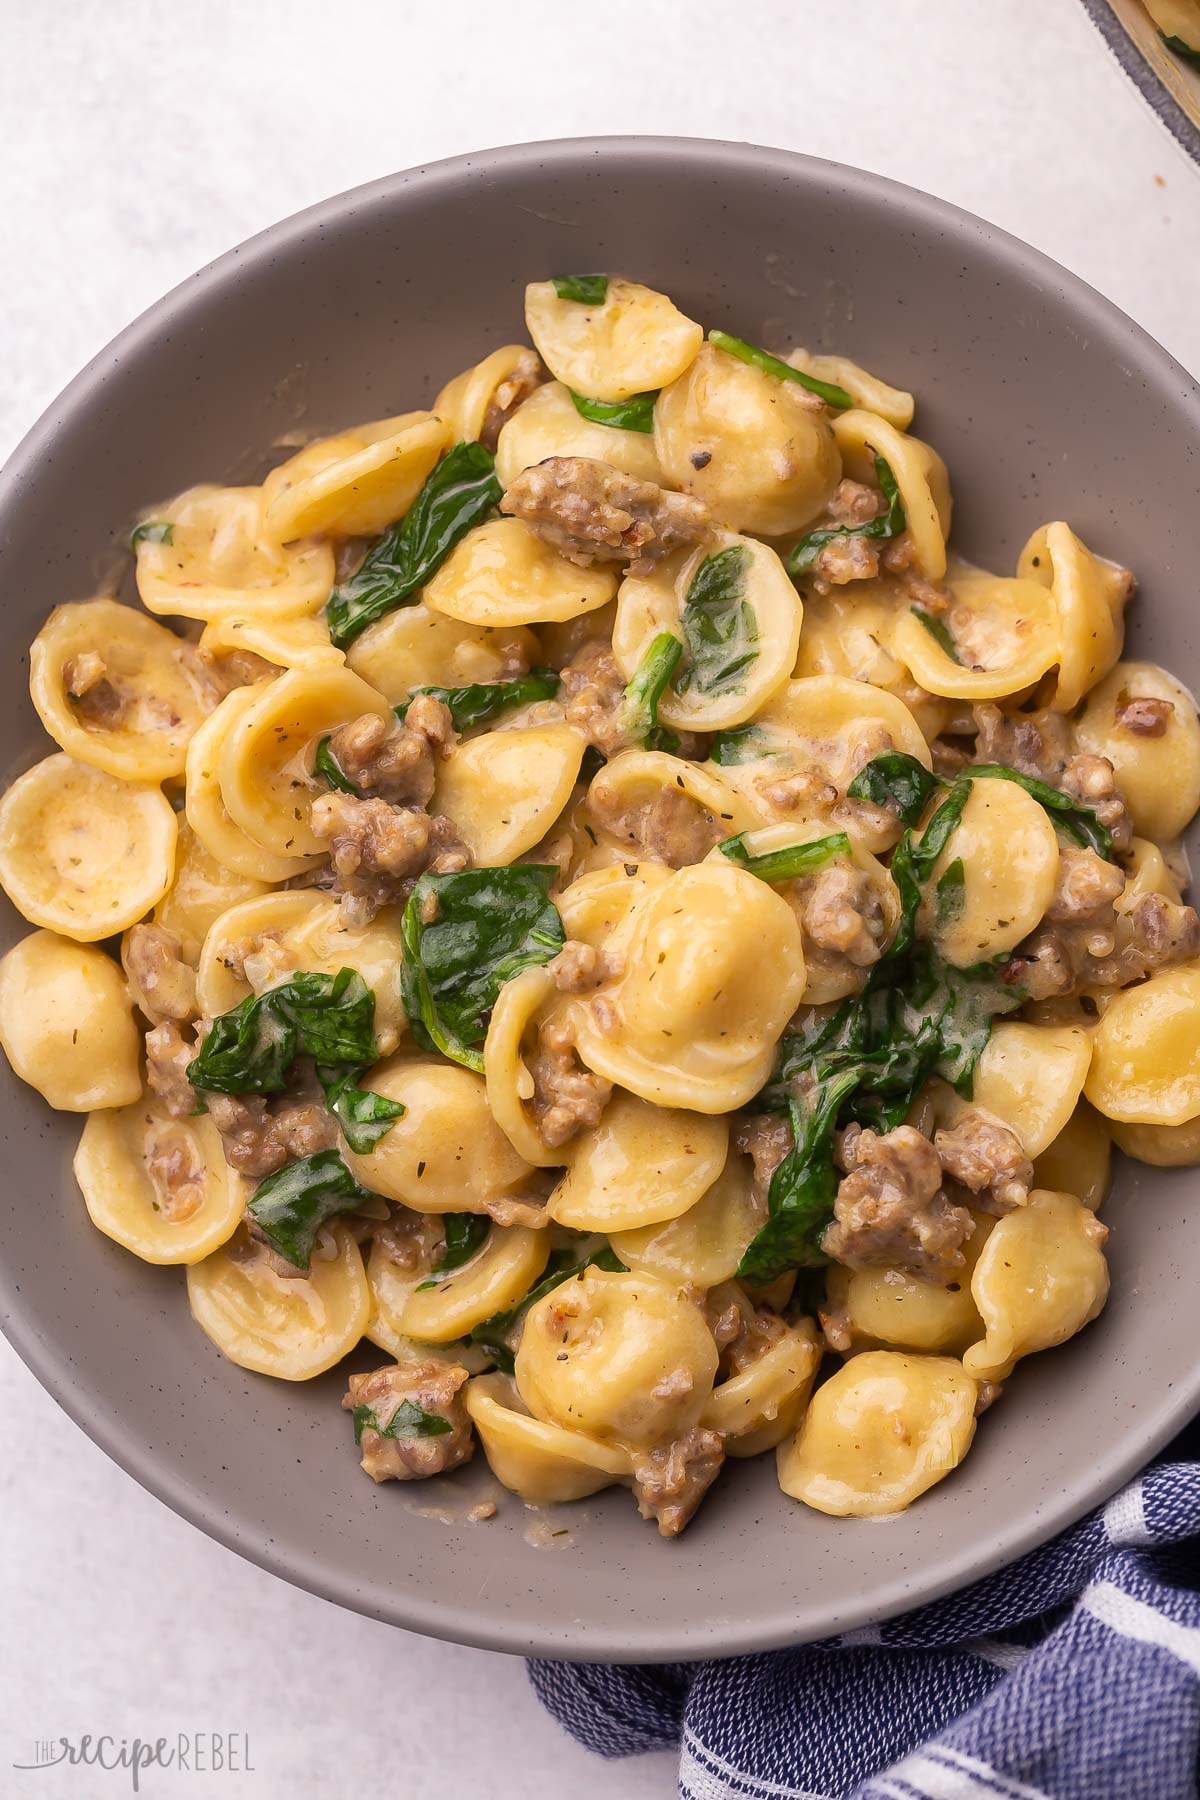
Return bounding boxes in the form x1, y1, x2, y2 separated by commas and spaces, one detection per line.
1, 137, 1198, 1663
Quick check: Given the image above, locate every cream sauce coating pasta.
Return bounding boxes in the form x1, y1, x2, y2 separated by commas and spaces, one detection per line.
525, 277, 703, 402
963, 1190, 1109, 1382
0, 931, 142, 1111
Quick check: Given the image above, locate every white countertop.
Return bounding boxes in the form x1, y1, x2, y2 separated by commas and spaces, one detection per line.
1, 1, 1198, 1794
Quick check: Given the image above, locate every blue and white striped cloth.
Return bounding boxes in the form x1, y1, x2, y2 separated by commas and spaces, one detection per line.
530, 1421, 1200, 1799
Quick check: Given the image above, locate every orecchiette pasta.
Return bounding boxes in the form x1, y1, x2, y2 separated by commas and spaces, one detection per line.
465, 1373, 632, 1504
654, 341, 841, 535
75, 1105, 246, 1264
424, 517, 616, 627
1084, 965, 1200, 1125
217, 666, 393, 858
963, 1190, 1109, 1382
777, 1352, 978, 1517
514, 1267, 718, 1447
570, 861, 806, 1111
0, 753, 177, 940
5, 270, 1186, 1539
136, 485, 335, 623
262, 411, 451, 543
495, 379, 663, 488
30, 599, 216, 781
1074, 661, 1200, 841
0, 931, 142, 1110
612, 532, 802, 731
341, 1059, 535, 1213
187, 1224, 371, 1380
525, 277, 703, 402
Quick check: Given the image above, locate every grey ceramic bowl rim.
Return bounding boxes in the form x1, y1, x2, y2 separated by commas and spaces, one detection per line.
2, 135, 1199, 1658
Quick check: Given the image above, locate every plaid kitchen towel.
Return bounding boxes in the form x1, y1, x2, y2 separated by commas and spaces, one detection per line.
529, 1421, 1200, 1799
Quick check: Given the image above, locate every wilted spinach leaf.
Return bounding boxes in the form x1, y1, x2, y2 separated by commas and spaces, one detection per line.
396, 668, 560, 733
569, 389, 658, 432
247, 1149, 376, 1270
707, 329, 853, 409
352, 1398, 453, 1444
718, 830, 850, 883
1162, 31, 1200, 69
417, 1213, 491, 1289
326, 441, 501, 649
130, 520, 174, 548
317, 1066, 406, 1153
911, 606, 962, 663
846, 749, 940, 826
188, 969, 378, 1095
552, 274, 609, 305
623, 632, 682, 751
674, 545, 759, 700
967, 763, 1114, 859
400, 866, 565, 1074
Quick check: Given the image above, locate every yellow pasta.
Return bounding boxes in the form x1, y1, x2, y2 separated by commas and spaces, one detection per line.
1074, 661, 1200, 841
262, 411, 451, 542
655, 342, 841, 535
895, 570, 1060, 701
966, 1021, 1092, 1157
1085, 966, 1200, 1125
777, 1351, 978, 1517
465, 1373, 632, 1503
920, 776, 1060, 968
550, 1086, 729, 1232
496, 379, 663, 488
0, 931, 141, 1110
75, 1104, 246, 1264
185, 683, 319, 882
702, 1317, 822, 1457
30, 599, 216, 781
153, 821, 271, 964
1032, 1103, 1112, 1207
187, 1225, 370, 1380
424, 517, 616, 628
136, 485, 334, 624
963, 1190, 1109, 1382
432, 722, 584, 865
525, 277, 702, 401
832, 410, 951, 579
611, 1157, 763, 1286
1017, 522, 1129, 713
0, 753, 177, 941
369, 1226, 549, 1344
345, 602, 537, 705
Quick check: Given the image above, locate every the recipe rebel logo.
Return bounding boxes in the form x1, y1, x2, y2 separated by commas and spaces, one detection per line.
12, 1733, 255, 1790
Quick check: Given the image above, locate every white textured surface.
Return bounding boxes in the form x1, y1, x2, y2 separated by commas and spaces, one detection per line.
0, 1, 1197, 1795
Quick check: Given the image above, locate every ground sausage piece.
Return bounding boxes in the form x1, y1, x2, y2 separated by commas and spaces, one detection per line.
631, 1427, 725, 1537
144, 1118, 208, 1222
972, 704, 1073, 781
1045, 847, 1126, 926
500, 455, 712, 574
559, 640, 635, 758
1114, 694, 1174, 737
801, 864, 888, 968
934, 1106, 1032, 1214
811, 532, 881, 587
310, 792, 471, 925
145, 1021, 199, 1118
824, 1124, 973, 1276
1005, 891, 1200, 1001
64, 651, 125, 724
206, 1093, 339, 1180
734, 1112, 793, 1201
828, 479, 883, 527
325, 697, 456, 809
1060, 753, 1133, 854
123, 922, 197, 1024
343, 1361, 474, 1482
547, 939, 603, 993
480, 348, 545, 451
708, 1295, 788, 1376
589, 770, 724, 867
528, 1012, 611, 1148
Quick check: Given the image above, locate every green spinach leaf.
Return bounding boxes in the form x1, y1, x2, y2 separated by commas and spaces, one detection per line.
188, 969, 378, 1095
1162, 31, 1200, 68
787, 454, 905, 578
708, 724, 775, 766
318, 1066, 406, 1153
130, 520, 174, 548
552, 274, 609, 305
911, 606, 962, 664
400, 866, 565, 1074
569, 389, 658, 432
352, 1398, 453, 1445
247, 1149, 376, 1270
417, 1213, 491, 1289
718, 830, 850, 883
326, 441, 501, 649
674, 545, 759, 699
313, 735, 358, 794
623, 632, 682, 751
707, 329, 852, 409
935, 857, 966, 927
846, 749, 940, 826
396, 668, 561, 733
737, 1074, 860, 1283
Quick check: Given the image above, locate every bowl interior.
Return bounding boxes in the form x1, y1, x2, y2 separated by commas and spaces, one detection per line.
1, 138, 1198, 1661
